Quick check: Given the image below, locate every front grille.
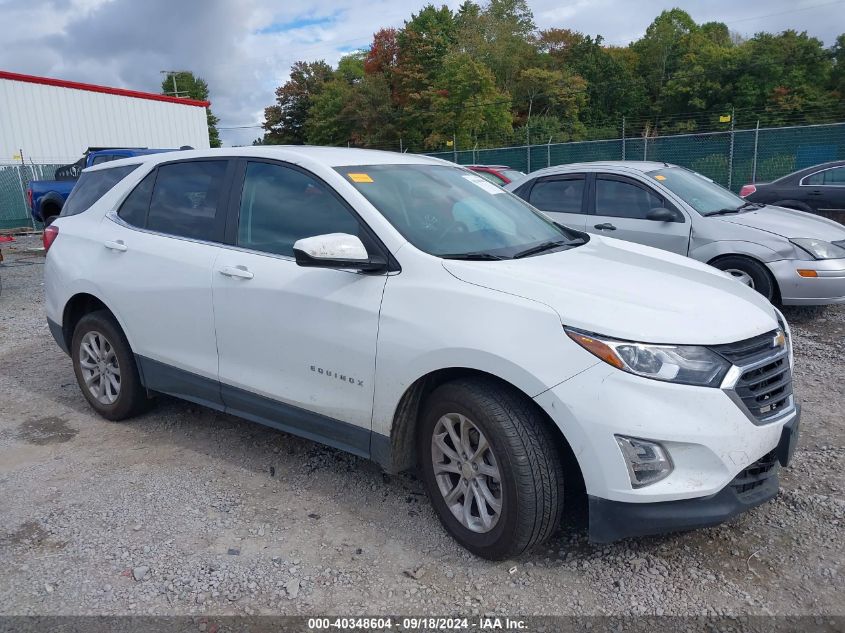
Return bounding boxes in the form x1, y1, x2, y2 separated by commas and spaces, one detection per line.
730, 450, 778, 497
711, 330, 794, 424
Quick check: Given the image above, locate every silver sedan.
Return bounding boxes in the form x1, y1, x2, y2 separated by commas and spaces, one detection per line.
506, 161, 845, 305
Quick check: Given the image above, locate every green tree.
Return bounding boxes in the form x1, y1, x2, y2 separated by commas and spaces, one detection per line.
262, 60, 334, 144
427, 52, 512, 148
160, 71, 221, 148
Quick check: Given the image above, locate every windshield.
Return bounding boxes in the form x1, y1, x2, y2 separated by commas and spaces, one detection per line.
337, 164, 583, 258
647, 167, 748, 215
501, 169, 525, 182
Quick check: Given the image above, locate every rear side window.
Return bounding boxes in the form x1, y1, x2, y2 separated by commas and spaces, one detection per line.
60, 164, 139, 217
528, 177, 585, 214
146, 161, 228, 241
806, 166, 845, 185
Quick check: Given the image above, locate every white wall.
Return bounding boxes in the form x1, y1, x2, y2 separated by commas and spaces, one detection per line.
0, 78, 210, 164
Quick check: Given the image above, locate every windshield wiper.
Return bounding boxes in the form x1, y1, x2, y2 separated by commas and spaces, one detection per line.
706, 201, 763, 216
512, 239, 580, 259
440, 252, 506, 261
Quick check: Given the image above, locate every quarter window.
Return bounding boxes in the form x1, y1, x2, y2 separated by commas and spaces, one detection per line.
595, 177, 664, 219
528, 177, 585, 214
117, 171, 156, 227
237, 162, 360, 257
807, 167, 845, 185
146, 161, 228, 241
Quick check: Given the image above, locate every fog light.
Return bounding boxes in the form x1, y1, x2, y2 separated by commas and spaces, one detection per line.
615, 436, 673, 488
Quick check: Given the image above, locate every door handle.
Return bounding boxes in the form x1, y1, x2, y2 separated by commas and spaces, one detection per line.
218, 265, 254, 280
594, 223, 617, 231
103, 240, 127, 252
808, 190, 823, 196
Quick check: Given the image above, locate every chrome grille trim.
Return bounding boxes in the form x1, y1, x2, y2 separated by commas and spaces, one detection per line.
713, 332, 797, 426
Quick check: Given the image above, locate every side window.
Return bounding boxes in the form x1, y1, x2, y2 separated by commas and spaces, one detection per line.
117, 171, 156, 227
528, 177, 585, 214
595, 176, 664, 219
804, 172, 824, 185
238, 162, 360, 257
823, 167, 845, 184
60, 164, 139, 217
146, 161, 228, 241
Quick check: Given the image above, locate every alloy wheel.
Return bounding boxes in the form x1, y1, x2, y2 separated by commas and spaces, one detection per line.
431, 412, 503, 533
78, 330, 121, 405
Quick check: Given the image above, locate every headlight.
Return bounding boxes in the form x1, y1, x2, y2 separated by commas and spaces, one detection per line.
790, 238, 845, 260
565, 328, 730, 387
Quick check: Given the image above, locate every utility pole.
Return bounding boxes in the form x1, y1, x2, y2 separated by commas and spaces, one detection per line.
160, 70, 190, 98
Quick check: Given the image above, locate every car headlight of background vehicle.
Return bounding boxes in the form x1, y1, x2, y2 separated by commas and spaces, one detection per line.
565, 328, 730, 387
790, 238, 845, 260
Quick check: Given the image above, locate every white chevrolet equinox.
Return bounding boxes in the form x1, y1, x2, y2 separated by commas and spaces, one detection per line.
44, 147, 800, 559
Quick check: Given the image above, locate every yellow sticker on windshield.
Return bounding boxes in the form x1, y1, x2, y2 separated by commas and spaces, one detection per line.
654, 175, 666, 181
348, 173, 373, 183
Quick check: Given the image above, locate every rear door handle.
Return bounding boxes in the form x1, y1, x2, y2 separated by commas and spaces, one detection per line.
594, 223, 616, 231
218, 265, 254, 280
808, 190, 823, 196
103, 240, 127, 252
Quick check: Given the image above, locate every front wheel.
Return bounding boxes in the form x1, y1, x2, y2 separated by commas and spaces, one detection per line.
712, 255, 777, 302
71, 310, 150, 420
418, 378, 564, 560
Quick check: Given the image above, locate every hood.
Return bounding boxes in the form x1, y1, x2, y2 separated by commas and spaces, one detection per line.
716, 205, 845, 240
442, 236, 778, 345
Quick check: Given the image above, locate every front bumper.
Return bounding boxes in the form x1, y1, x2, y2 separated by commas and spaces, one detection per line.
767, 257, 845, 305
589, 411, 799, 542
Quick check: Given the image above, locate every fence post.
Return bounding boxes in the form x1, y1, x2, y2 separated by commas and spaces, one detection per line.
727, 108, 735, 190
399, 137, 403, 153
622, 116, 626, 160
526, 125, 531, 173
751, 120, 760, 183
643, 136, 647, 161
452, 133, 457, 163
547, 137, 552, 168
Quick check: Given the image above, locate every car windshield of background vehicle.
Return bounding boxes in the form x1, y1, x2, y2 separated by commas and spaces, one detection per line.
501, 169, 525, 182
337, 164, 583, 259
647, 167, 748, 216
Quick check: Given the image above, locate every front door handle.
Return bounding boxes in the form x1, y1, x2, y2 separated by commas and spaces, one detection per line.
218, 265, 254, 280
104, 240, 127, 252
594, 223, 617, 231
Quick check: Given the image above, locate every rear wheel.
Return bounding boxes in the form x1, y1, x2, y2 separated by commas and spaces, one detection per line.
418, 378, 564, 560
712, 255, 777, 302
71, 311, 150, 420
43, 215, 59, 227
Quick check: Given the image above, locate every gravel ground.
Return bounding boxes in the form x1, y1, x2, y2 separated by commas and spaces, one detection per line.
0, 234, 843, 617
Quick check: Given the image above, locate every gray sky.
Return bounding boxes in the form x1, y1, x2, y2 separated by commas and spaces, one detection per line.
1, 0, 842, 146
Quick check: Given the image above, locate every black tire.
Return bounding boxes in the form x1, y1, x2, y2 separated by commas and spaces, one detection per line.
43, 215, 58, 227
71, 310, 150, 421
418, 378, 564, 560
711, 255, 777, 302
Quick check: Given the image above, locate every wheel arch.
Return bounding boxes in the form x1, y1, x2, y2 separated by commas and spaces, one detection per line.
377, 367, 586, 496
706, 252, 781, 303
61, 292, 128, 353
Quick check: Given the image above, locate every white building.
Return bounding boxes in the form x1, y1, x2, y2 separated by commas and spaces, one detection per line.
0, 70, 211, 164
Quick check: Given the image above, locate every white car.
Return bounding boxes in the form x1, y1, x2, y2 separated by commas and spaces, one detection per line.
44, 147, 800, 559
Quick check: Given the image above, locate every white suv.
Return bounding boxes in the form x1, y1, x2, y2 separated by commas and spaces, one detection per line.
44, 147, 800, 559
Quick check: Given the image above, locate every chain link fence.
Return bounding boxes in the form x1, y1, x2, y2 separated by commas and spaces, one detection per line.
0, 163, 64, 230
427, 122, 845, 192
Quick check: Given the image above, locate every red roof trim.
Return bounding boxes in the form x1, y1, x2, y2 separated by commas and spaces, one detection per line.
0, 70, 210, 108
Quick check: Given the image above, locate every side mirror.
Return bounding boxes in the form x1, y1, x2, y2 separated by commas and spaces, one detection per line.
646, 207, 683, 222
293, 233, 386, 272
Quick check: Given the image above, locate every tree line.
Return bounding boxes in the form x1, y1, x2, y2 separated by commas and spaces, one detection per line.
267, 3, 845, 151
